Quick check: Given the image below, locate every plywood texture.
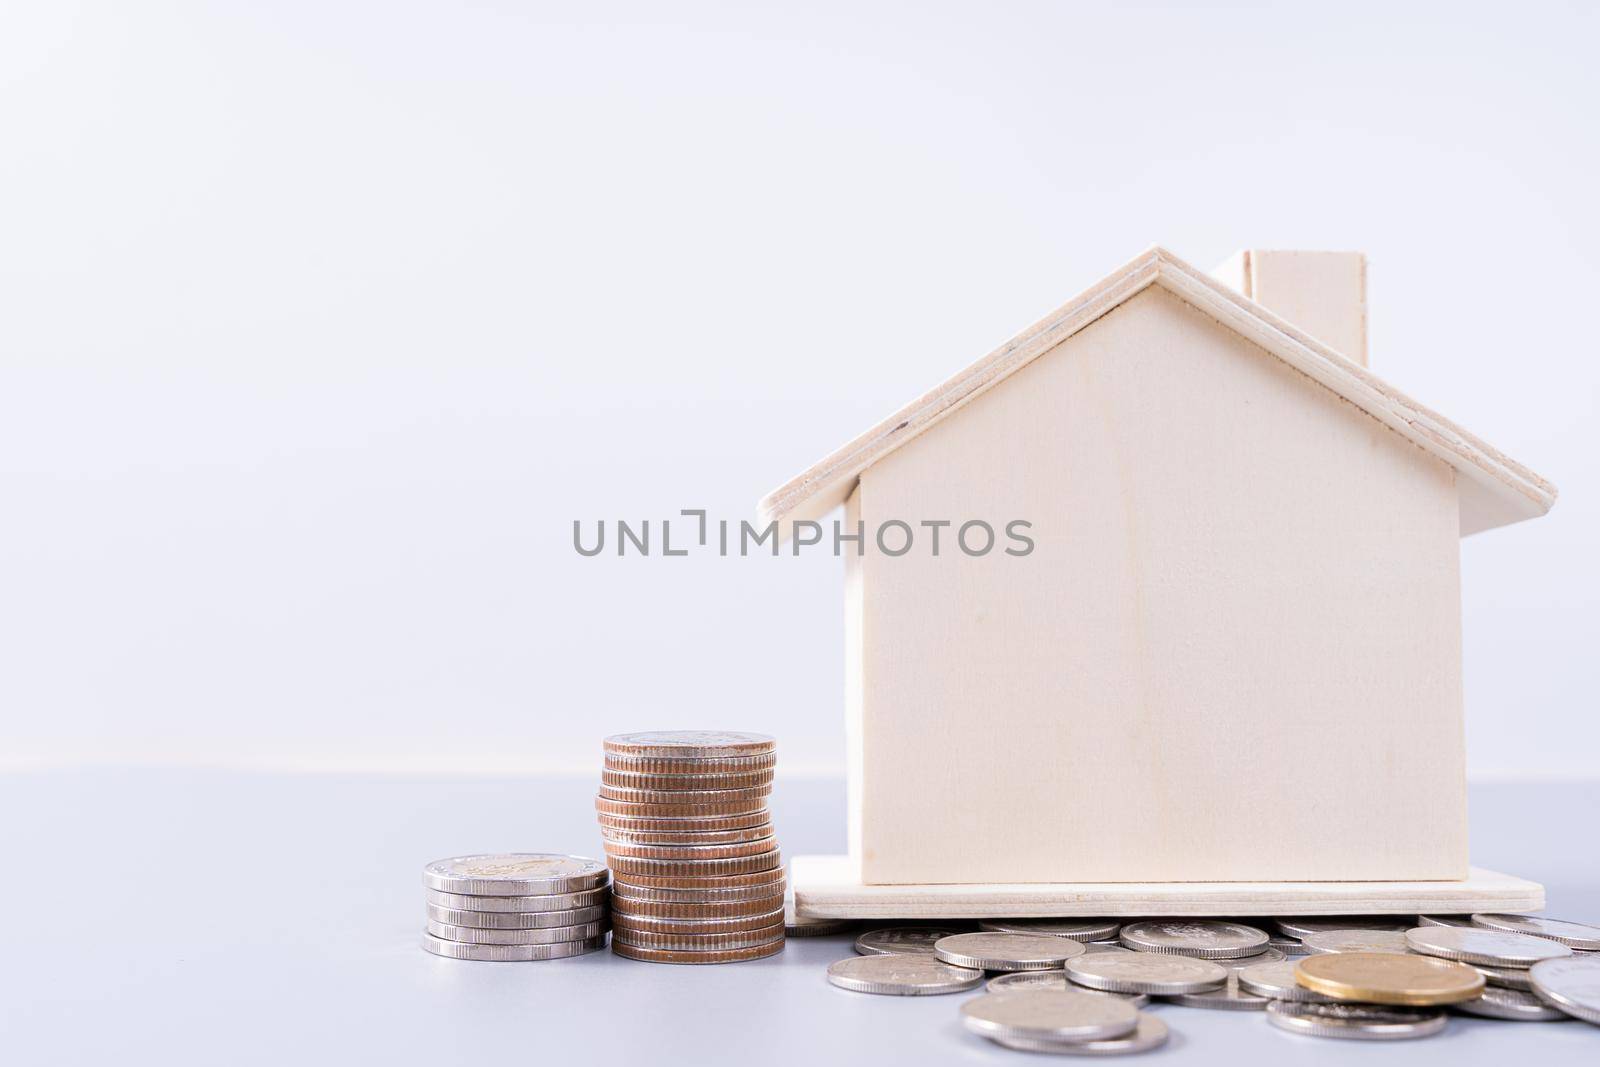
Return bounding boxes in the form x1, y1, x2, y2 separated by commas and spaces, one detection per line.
758, 247, 1554, 537
1214, 250, 1368, 366
851, 286, 1468, 884
790, 856, 1545, 919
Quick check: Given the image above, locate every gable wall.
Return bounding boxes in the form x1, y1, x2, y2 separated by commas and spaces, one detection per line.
852, 285, 1465, 883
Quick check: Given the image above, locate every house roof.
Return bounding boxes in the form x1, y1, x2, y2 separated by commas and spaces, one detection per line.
757, 246, 1555, 537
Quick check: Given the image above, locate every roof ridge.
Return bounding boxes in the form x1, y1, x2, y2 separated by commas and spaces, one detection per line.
758, 246, 1554, 537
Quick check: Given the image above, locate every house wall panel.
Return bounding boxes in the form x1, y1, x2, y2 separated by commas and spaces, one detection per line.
853, 285, 1465, 884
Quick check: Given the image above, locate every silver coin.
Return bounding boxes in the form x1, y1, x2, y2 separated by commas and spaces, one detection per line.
979, 918, 1121, 942
422, 854, 608, 896
1472, 914, 1600, 951
1416, 914, 1477, 928
603, 730, 776, 758
986, 1014, 1169, 1057
1275, 916, 1413, 939
1119, 920, 1268, 959
1529, 955, 1600, 1025
826, 953, 983, 995
986, 970, 1150, 1007
425, 918, 607, 945
420, 930, 607, 961
425, 887, 610, 913
1454, 984, 1570, 1022
1301, 929, 1413, 955
1216, 947, 1285, 968
1404, 926, 1572, 967
1476, 962, 1534, 990
855, 927, 965, 956
935, 932, 1086, 972
1066, 952, 1227, 994
1167, 972, 1270, 1011
1265, 1000, 1447, 1040
1238, 958, 1335, 1002
425, 903, 607, 929
1268, 935, 1312, 956
960, 989, 1139, 1042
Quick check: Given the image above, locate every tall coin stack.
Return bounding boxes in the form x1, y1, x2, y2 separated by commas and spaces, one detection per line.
421, 853, 611, 961
598, 731, 785, 964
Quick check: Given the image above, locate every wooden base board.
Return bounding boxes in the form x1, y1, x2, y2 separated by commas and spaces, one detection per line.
790, 855, 1544, 919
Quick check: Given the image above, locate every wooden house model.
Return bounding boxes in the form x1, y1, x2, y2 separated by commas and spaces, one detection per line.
761, 247, 1556, 916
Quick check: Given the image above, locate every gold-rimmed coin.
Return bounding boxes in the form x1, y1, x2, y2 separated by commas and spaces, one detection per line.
611, 880, 785, 905
610, 895, 784, 919
603, 751, 776, 774
600, 823, 775, 846
611, 867, 784, 891
611, 923, 784, 951
598, 784, 771, 804
611, 939, 784, 965
595, 793, 769, 819
1295, 951, 1485, 1006
611, 908, 784, 936
601, 836, 776, 860
605, 849, 781, 878
595, 809, 770, 833
600, 767, 774, 792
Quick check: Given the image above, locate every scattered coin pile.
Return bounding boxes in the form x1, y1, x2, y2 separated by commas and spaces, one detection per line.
420, 853, 610, 961
597, 731, 785, 964
816, 911, 1600, 1052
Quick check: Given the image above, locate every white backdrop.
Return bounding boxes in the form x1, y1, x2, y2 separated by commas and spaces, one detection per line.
2, 1, 1595, 778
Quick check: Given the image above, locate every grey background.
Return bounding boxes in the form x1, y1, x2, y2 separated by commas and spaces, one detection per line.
1, 772, 1594, 1063
2, 0, 1596, 779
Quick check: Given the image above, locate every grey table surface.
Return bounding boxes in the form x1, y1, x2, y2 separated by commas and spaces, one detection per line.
2, 770, 1596, 1064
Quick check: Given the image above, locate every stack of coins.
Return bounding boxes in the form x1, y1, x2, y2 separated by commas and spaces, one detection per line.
597, 731, 785, 964
421, 853, 611, 961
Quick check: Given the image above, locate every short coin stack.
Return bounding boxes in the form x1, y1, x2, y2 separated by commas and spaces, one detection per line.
597, 731, 785, 964
421, 853, 611, 961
